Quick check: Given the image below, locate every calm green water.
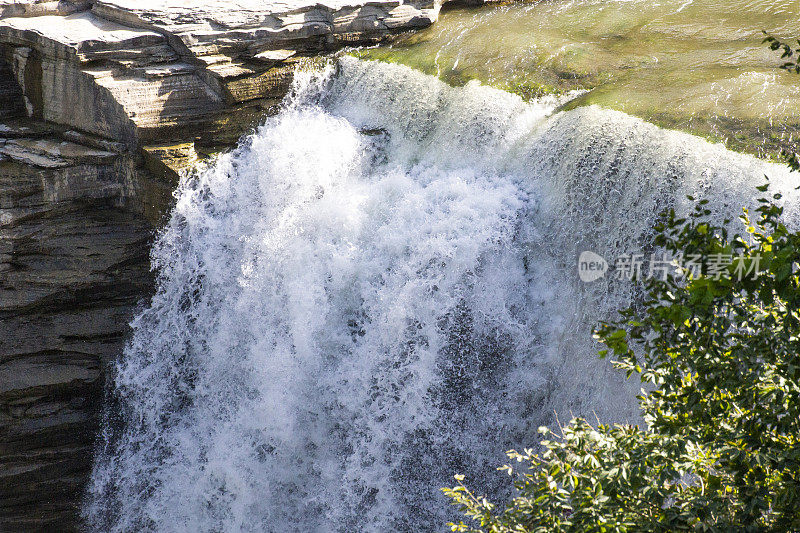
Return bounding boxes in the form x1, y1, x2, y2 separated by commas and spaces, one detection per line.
358, 0, 800, 159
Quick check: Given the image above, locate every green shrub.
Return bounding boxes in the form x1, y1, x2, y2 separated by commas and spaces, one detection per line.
445, 186, 800, 532
763, 33, 799, 171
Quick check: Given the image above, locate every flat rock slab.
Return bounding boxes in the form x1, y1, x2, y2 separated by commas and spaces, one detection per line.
93, 0, 441, 58
0, 12, 166, 56
0, 137, 117, 167
0, 0, 91, 18
2, 12, 162, 46
95, 0, 418, 28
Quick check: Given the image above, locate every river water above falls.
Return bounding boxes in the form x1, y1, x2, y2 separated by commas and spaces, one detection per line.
360, 0, 800, 159
86, 13, 799, 533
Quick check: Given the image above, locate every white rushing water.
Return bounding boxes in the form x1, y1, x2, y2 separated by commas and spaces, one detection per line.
85, 58, 798, 532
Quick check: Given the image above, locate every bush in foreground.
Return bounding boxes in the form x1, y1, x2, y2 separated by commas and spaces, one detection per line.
445, 187, 800, 532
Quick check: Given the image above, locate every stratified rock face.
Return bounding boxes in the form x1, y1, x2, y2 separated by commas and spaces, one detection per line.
0, 117, 154, 531
0, 0, 461, 529
0, 0, 445, 147
92, 0, 441, 60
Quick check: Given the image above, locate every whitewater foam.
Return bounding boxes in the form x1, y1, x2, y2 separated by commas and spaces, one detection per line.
85, 58, 798, 532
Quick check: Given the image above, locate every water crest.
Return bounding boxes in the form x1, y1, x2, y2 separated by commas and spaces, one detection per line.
85, 58, 798, 532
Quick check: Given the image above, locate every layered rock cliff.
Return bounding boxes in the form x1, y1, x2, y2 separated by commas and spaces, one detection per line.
0, 0, 457, 529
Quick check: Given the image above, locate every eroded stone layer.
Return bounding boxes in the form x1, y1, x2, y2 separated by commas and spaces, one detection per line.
0, 127, 153, 531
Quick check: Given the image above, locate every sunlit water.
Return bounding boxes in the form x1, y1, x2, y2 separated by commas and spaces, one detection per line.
84, 57, 799, 532
85, 59, 796, 532
359, 0, 800, 158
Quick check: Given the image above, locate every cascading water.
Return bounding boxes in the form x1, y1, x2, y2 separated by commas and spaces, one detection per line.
359, 0, 800, 160
85, 58, 798, 532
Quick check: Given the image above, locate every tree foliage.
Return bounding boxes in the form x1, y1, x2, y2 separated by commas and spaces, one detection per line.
763, 33, 800, 171
445, 191, 800, 532
444, 36, 800, 533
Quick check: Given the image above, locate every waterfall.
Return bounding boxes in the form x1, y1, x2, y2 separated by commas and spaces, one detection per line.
85, 58, 798, 532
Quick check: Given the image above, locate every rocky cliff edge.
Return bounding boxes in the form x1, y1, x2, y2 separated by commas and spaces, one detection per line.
0, 0, 458, 529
